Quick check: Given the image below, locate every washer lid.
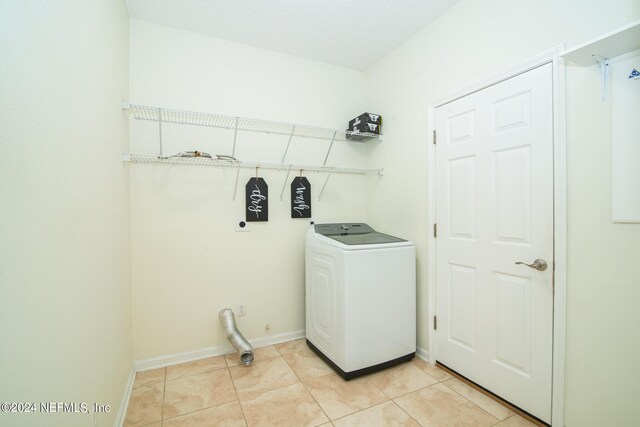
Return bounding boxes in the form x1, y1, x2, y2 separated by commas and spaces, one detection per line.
314, 223, 407, 245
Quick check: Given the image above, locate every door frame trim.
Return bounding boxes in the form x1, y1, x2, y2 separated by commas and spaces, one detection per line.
426, 46, 567, 426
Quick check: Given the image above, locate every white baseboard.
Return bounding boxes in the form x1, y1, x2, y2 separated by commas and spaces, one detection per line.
247, 329, 306, 351
134, 329, 306, 372
416, 345, 429, 362
114, 366, 136, 427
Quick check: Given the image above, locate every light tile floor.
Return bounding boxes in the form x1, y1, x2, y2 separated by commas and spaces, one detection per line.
124, 339, 539, 427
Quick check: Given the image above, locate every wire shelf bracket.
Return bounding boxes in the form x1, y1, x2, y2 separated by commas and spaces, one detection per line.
593, 54, 610, 101
319, 173, 332, 201
280, 166, 292, 201
232, 167, 241, 201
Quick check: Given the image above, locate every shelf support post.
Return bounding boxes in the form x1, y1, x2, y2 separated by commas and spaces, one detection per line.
319, 172, 332, 201
323, 131, 338, 166
233, 167, 241, 201
280, 165, 292, 201
158, 107, 164, 157
232, 117, 239, 157
281, 126, 296, 163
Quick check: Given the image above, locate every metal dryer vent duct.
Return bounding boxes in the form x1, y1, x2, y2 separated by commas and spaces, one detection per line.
218, 308, 254, 366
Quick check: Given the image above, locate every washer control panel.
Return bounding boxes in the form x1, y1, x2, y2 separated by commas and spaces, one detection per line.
315, 223, 374, 236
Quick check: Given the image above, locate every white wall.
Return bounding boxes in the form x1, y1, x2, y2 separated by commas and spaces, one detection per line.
0, 1, 132, 427
129, 20, 378, 360
364, 0, 640, 425
564, 59, 640, 426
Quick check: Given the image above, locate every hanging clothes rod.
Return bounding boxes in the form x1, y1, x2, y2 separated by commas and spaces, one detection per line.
122, 153, 383, 176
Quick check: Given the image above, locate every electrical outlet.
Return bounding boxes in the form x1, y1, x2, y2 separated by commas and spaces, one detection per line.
236, 218, 250, 232
238, 304, 246, 316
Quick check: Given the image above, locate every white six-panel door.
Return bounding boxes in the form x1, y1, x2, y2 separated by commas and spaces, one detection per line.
435, 63, 554, 423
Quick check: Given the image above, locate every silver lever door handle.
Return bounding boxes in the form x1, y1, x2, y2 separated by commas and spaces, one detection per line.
515, 258, 547, 271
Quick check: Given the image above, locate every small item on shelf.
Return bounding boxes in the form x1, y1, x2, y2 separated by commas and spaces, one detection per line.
159, 151, 238, 162
214, 154, 238, 162
346, 112, 382, 141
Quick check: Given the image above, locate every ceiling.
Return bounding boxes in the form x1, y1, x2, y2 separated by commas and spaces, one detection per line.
125, 0, 461, 71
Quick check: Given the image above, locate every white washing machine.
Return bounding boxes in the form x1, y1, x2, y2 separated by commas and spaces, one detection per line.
305, 223, 416, 379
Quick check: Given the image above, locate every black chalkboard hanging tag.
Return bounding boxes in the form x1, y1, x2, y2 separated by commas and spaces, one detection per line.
291, 174, 312, 218
246, 172, 268, 222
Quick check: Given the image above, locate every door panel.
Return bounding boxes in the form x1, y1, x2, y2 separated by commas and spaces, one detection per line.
493, 91, 531, 132
448, 109, 477, 143
448, 156, 477, 239
448, 263, 477, 352
495, 272, 531, 375
493, 146, 531, 244
436, 63, 553, 423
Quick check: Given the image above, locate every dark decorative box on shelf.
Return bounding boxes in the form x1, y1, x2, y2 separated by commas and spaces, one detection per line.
346, 112, 382, 141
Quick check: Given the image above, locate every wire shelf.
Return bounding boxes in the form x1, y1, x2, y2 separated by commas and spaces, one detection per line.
123, 154, 383, 176
125, 103, 382, 142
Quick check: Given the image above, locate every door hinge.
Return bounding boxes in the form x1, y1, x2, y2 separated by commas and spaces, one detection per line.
433, 223, 437, 238
434, 316, 437, 330
433, 130, 436, 144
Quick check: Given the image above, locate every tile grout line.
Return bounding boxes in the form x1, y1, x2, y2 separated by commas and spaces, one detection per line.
226, 359, 250, 427
365, 372, 388, 398
491, 414, 520, 426
292, 344, 403, 424
437, 379, 503, 424
382, 361, 463, 425
282, 342, 427, 426
362, 372, 405, 422
391, 399, 421, 426
160, 367, 167, 427
436, 364, 545, 426
135, 348, 310, 426
391, 381, 439, 400
165, 359, 229, 381
371, 361, 443, 401
283, 341, 437, 425
124, 373, 168, 427
160, 401, 240, 423
161, 357, 245, 425
277, 344, 333, 426
390, 381, 439, 424
134, 347, 470, 427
